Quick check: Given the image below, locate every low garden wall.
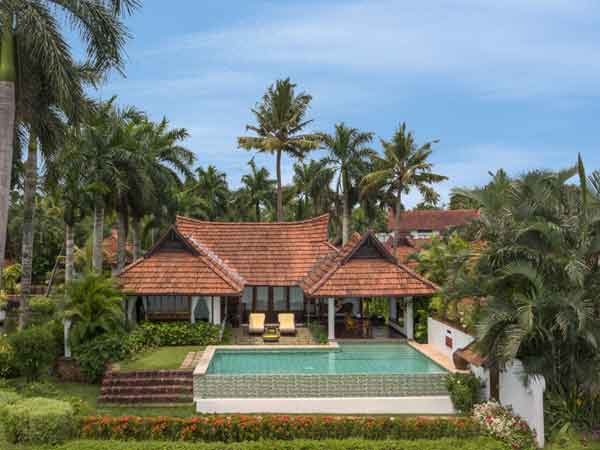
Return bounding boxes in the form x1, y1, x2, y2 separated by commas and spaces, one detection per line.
427, 316, 475, 358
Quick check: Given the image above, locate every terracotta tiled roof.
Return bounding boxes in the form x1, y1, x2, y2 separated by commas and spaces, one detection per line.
119, 228, 243, 296
302, 232, 438, 298
388, 209, 479, 233
175, 214, 332, 286
454, 341, 488, 368
102, 228, 133, 266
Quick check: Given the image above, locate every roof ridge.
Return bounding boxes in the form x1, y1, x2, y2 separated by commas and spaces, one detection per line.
186, 235, 246, 289
176, 213, 330, 227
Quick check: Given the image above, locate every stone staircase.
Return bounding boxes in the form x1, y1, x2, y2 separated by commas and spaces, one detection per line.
99, 369, 194, 404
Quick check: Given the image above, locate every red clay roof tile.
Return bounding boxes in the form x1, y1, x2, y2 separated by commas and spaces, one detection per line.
388, 209, 479, 233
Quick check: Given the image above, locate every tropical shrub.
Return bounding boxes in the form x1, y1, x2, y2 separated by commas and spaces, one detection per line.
0, 333, 17, 378
308, 322, 328, 344
0, 290, 7, 311
1, 263, 22, 294
81, 415, 481, 442
1, 397, 77, 444
22, 437, 508, 450
473, 401, 537, 450
64, 273, 124, 346
446, 372, 482, 413
28, 296, 57, 325
133, 321, 220, 347
74, 333, 129, 383
20, 380, 59, 398
0, 388, 21, 406
9, 325, 58, 381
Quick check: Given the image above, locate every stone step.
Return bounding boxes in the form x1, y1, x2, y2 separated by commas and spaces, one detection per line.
100, 385, 193, 395
98, 393, 193, 404
105, 370, 193, 379
102, 377, 193, 387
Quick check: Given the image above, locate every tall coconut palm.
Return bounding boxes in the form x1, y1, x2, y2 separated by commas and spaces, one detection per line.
241, 158, 274, 222
238, 78, 321, 221
361, 122, 447, 248
0, 0, 137, 287
321, 123, 374, 244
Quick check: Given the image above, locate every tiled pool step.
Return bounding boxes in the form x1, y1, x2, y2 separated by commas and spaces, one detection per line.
100, 369, 193, 404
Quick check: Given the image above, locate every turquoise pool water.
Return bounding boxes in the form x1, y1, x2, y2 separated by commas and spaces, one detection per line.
206, 344, 446, 375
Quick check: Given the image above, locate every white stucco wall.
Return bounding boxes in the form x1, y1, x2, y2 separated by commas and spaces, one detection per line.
499, 360, 546, 448
427, 317, 475, 358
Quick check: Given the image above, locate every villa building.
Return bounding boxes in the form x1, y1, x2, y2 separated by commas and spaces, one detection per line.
118, 214, 437, 341
387, 209, 479, 240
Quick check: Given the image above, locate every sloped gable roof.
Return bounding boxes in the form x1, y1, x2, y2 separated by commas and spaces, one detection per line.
301, 231, 438, 298
175, 214, 332, 286
118, 227, 243, 295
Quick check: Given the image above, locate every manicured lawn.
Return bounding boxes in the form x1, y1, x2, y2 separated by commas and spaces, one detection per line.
117, 345, 202, 371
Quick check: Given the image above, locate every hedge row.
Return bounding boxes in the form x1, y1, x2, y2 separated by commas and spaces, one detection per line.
30, 437, 508, 450
81, 415, 480, 442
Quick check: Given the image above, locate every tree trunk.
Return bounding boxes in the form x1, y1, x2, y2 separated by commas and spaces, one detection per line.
131, 217, 141, 261
276, 149, 283, 222
19, 136, 37, 329
0, 18, 16, 290
65, 223, 74, 284
255, 201, 261, 222
342, 169, 350, 245
394, 191, 403, 250
92, 200, 104, 273
116, 211, 126, 272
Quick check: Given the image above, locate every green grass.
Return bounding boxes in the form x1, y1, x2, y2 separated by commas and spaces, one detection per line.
117, 346, 202, 371
7, 437, 507, 450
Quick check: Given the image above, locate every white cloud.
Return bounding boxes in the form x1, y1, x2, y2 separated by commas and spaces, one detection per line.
156, 0, 600, 99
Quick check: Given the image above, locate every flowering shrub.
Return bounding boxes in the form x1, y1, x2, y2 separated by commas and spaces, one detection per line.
0, 333, 17, 378
446, 372, 482, 413
81, 415, 481, 442
473, 401, 537, 450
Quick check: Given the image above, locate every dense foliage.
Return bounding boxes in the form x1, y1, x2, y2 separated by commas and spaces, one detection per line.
18, 437, 508, 450
9, 325, 59, 381
81, 415, 480, 442
74, 333, 129, 383
1, 397, 77, 444
446, 373, 482, 414
133, 321, 221, 347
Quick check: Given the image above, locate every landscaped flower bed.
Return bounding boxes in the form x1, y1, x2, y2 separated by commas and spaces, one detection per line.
473, 401, 537, 450
81, 415, 481, 442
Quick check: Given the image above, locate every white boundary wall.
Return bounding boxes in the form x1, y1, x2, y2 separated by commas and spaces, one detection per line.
196, 396, 454, 415
427, 316, 546, 447
427, 317, 475, 358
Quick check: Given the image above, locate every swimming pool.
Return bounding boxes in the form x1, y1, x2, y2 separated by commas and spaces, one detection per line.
207, 344, 445, 375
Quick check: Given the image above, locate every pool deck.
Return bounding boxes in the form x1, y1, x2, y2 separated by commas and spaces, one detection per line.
408, 341, 468, 373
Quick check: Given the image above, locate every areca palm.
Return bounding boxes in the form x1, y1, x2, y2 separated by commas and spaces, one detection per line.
238, 78, 321, 221
361, 122, 447, 248
321, 123, 374, 244
0, 0, 137, 286
451, 161, 600, 400
64, 272, 124, 346
241, 158, 274, 222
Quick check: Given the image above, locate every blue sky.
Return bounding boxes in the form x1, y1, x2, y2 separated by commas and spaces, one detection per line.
93, 0, 600, 207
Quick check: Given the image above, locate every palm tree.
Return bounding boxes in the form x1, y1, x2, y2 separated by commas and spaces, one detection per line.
238, 78, 321, 221
187, 165, 229, 221
241, 158, 275, 222
321, 123, 374, 244
361, 122, 447, 248
64, 272, 124, 346
451, 161, 600, 401
0, 0, 137, 287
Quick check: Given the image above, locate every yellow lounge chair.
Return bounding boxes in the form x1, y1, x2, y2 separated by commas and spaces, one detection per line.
278, 313, 296, 335
248, 313, 265, 335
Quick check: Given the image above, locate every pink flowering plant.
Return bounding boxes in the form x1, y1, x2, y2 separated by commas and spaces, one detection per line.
473, 401, 537, 450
